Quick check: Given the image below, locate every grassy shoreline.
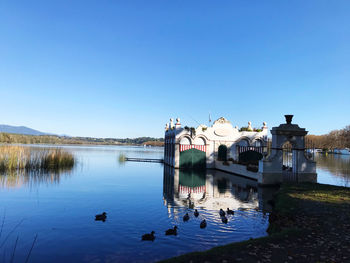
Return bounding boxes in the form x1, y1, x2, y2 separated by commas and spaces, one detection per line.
160, 183, 350, 263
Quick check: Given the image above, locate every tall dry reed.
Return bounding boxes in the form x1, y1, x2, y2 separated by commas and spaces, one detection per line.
0, 146, 75, 172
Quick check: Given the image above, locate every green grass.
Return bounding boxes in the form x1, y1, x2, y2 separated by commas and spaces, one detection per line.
0, 145, 75, 172
275, 183, 350, 210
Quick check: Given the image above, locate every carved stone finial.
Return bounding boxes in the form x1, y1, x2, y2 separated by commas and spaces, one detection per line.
284, 115, 293, 124
248, 121, 252, 131
169, 118, 174, 128
175, 117, 181, 128
263, 122, 267, 129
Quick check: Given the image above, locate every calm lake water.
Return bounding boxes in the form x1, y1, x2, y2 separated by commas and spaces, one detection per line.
0, 145, 349, 263
316, 153, 350, 187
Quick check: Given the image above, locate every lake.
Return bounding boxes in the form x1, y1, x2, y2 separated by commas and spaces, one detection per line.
0, 145, 349, 262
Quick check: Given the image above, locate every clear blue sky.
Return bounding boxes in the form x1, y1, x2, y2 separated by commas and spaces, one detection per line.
0, 0, 349, 138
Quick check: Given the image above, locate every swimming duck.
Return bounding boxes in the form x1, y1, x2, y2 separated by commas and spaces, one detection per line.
194, 209, 199, 217
95, 212, 107, 221
165, 226, 178, 236
142, 231, 155, 241
227, 208, 234, 215
183, 213, 190, 222
200, 219, 207, 229
219, 209, 226, 217
221, 216, 228, 224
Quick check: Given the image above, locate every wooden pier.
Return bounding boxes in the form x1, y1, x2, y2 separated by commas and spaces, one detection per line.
125, 157, 164, 163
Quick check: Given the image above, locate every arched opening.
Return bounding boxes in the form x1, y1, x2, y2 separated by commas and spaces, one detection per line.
282, 141, 294, 172
180, 137, 191, 145
253, 139, 262, 147
218, 145, 228, 161
193, 137, 205, 146
237, 139, 249, 147
179, 136, 206, 170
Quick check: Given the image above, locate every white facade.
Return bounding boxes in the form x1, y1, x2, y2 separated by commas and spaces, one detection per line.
164, 117, 269, 169
164, 115, 317, 185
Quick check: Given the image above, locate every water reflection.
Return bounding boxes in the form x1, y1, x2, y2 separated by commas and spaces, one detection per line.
0, 169, 73, 189
317, 154, 350, 177
163, 166, 260, 213
316, 154, 350, 186
0, 146, 270, 263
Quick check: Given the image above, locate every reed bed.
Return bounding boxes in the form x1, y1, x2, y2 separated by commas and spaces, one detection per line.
0, 146, 75, 172
118, 153, 126, 163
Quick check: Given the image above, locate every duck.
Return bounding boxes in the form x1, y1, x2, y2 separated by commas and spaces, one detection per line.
219, 209, 226, 217
194, 209, 199, 217
221, 216, 228, 224
165, 226, 177, 236
142, 231, 155, 241
183, 213, 190, 222
95, 212, 107, 221
200, 219, 207, 229
227, 208, 234, 215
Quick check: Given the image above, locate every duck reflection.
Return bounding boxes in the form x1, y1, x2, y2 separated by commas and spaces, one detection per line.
163, 165, 261, 213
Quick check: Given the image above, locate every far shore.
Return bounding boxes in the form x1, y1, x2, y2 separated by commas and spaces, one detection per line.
0, 142, 164, 147
0, 132, 164, 147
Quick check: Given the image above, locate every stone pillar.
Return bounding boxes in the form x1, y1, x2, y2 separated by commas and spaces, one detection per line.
174, 143, 180, 168
258, 115, 317, 185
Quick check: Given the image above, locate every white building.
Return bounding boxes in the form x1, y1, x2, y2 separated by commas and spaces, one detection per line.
164, 117, 269, 169
164, 115, 317, 185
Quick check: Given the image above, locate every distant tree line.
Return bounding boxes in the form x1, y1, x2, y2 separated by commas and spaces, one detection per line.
307, 125, 350, 150
0, 133, 164, 146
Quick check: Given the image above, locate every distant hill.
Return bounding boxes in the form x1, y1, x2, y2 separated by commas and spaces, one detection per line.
0, 124, 49, 136
0, 125, 164, 146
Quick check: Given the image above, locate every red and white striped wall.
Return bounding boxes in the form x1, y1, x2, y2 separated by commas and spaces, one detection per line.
180, 144, 207, 152
179, 184, 206, 194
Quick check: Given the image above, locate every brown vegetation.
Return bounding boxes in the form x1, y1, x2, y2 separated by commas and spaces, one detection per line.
0, 146, 75, 172
307, 125, 350, 150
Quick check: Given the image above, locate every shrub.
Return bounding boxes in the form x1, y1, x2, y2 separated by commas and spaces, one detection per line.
239, 127, 253, 132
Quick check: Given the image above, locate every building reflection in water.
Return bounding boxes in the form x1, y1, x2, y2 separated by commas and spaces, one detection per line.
0, 169, 73, 189
163, 165, 273, 216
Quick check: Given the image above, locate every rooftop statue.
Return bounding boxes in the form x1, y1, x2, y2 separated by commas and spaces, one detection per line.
213, 117, 231, 125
